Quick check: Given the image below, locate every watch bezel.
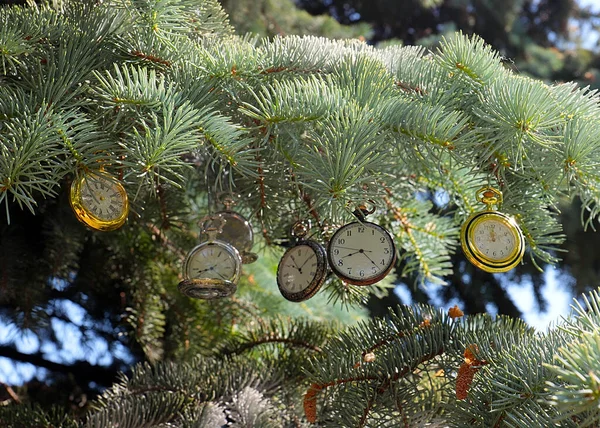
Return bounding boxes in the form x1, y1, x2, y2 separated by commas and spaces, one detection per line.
277, 239, 328, 302
327, 221, 397, 286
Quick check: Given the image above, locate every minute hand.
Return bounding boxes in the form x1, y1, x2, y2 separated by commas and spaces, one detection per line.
334, 246, 372, 253
298, 253, 315, 270
361, 252, 381, 270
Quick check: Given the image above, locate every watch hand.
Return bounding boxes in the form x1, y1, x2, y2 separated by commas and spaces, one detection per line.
334, 246, 373, 253
194, 265, 216, 274
298, 254, 315, 270
214, 269, 229, 280
362, 252, 380, 269
344, 248, 372, 258
289, 254, 301, 269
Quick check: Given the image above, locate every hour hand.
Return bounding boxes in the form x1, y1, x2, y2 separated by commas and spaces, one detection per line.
289, 255, 301, 270
335, 246, 372, 253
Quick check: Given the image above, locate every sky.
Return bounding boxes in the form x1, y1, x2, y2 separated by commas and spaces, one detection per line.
581, 0, 600, 8
395, 266, 573, 331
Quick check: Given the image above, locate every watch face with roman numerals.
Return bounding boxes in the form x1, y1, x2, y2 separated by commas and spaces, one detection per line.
327, 221, 397, 286
277, 240, 327, 302
70, 171, 129, 231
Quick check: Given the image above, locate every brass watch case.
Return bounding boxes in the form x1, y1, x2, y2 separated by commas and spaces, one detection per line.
461, 210, 525, 273
70, 170, 129, 232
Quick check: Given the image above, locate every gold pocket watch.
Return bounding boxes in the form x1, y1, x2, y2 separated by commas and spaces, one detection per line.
215, 195, 258, 264
327, 205, 397, 286
178, 215, 242, 299
70, 167, 129, 232
277, 222, 328, 302
460, 187, 525, 273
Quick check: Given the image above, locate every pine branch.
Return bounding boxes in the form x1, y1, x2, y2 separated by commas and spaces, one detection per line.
219, 316, 332, 356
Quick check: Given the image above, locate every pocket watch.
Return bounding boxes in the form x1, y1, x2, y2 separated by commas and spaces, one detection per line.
460, 187, 525, 273
178, 215, 242, 299
277, 222, 328, 302
70, 167, 129, 231
215, 195, 258, 264
327, 207, 397, 286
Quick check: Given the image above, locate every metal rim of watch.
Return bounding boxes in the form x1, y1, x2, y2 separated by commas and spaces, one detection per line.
460, 210, 525, 273
182, 240, 242, 285
69, 171, 129, 232
327, 221, 397, 286
277, 239, 328, 302
177, 278, 237, 299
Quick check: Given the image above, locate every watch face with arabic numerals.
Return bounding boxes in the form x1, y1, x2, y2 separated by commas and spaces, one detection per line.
70, 170, 129, 231
461, 210, 525, 273
327, 221, 397, 286
277, 240, 327, 302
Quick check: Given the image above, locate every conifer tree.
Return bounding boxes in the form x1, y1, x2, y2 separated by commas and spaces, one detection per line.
2, 0, 600, 426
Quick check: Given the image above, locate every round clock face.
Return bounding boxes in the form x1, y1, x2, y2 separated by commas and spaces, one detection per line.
327, 221, 397, 286
277, 241, 327, 302
461, 211, 525, 272
70, 172, 129, 231
184, 241, 241, 284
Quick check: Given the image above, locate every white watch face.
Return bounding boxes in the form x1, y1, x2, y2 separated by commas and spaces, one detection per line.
328, 222, 395, 283
185, 243, 239, 282
471, 218, 517, 261
80, 175, 126, 221
278, 244, 320, 293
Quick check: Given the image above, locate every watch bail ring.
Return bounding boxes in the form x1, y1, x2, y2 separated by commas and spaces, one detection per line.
476, 186, 502, 208
199, 214, 226, 239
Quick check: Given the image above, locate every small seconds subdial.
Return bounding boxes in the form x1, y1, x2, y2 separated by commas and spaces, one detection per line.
277, 240, 327, 302
185, 243, 240, 282
327, 221, 397, 286
472, 219, 516, 261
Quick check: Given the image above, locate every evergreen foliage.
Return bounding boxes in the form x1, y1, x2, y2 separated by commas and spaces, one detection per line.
2, 0, 600, 426
295, 0, 600, 87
